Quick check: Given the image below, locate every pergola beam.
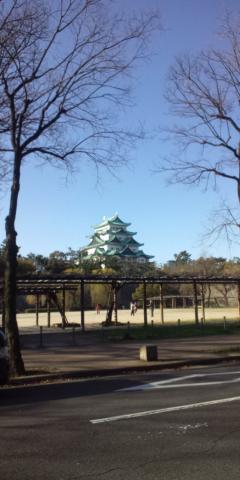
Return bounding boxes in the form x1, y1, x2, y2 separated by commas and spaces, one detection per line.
11, 274, 240, 288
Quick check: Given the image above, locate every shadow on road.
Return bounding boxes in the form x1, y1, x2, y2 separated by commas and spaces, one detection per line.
0, 371, 176, 407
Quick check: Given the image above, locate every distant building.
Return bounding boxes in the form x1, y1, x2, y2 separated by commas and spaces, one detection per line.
81, 214, 154, 262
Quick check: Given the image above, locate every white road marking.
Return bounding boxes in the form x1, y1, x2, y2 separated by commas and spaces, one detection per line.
117, 374, 199, 391
119, 377, 240, 391
90, 395, 240, 424
198, 370, 240, 376
117, 370, 240, 392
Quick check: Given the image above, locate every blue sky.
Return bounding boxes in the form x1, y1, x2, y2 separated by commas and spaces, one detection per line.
1, 0, 240, 265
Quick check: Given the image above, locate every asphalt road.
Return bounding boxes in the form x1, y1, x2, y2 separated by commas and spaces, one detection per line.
1, 364, 240, 479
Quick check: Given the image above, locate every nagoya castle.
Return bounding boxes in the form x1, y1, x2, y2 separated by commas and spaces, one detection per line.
81, 214, 154, 262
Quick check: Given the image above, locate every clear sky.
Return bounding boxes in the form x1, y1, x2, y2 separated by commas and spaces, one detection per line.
1, 0, 240, 265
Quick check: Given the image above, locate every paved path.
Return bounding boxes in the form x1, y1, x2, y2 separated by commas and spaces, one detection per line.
8, 306, 240, 328
8, 331, 240, 385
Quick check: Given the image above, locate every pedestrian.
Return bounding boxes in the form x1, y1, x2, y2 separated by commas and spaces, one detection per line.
96, 303, 101, 314
149, 300, 154, 317
130, 301, 135, 316
134, 301, 137, 314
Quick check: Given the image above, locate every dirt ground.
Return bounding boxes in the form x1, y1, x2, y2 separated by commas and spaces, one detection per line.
11, 306, 240, 328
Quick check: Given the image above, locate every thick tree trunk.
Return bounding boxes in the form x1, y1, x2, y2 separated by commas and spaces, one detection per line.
105, 301, 114, 326
105, 283, 120, 326
238, 145, 240, 204
4, 222, 25, 374
4, 154, 25, 375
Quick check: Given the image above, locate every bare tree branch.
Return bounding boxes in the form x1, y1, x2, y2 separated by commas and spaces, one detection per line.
0, 0, 161, 375
157, 11, 240, 242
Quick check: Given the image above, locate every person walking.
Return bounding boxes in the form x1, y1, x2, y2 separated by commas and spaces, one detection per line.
149, 300, 154, 317
130, 302, 135, 316
96, 303, 101, 314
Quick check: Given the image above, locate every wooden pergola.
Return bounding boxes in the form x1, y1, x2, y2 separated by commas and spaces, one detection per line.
1, 273, 240, 330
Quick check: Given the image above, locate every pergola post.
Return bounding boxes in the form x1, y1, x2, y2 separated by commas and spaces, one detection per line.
113, 284, 118, 326
80, 279, 85, 332
237, 283, 240, 320
201, 284, 206, 322
193, 281, 199, 325
36, 293, 39, 327
159, 283, 164, 324
62, 286, 66, 329
47, 291, 51, 328
143, 281, 147, 326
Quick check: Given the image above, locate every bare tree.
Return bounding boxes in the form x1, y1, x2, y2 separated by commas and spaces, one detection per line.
158, 12, 240, 241
0, 0, 159, 374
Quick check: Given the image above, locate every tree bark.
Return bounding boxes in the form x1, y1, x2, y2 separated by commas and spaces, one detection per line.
0, 0, 158, 374
105, 285, 114, 326
4, 154, 25, 375
105, 283, 121, 326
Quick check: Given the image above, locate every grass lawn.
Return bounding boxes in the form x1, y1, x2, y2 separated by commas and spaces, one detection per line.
99, 320, 240, 342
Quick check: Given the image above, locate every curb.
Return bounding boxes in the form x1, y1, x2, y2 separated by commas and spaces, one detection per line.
7, 354, 240, 388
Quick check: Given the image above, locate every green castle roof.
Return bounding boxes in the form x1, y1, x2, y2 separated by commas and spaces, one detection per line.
114, 228, 137, 236
94, 214, 131, 230
94, 247, 105, 255
126, 238, 143, 247
81, 214, 154, 261
136, 250, 154, 259
81, 233, 104, 251
119, 246, 137, 257
105, 235, 123, 245
105, 248, 119, 256
88, 234, 103, 246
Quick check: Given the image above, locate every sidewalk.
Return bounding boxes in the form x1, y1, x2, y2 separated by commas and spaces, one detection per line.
7, 330, 240, 386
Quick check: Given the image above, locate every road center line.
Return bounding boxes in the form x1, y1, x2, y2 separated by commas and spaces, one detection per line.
90, 396, 240, 424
